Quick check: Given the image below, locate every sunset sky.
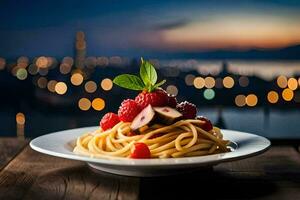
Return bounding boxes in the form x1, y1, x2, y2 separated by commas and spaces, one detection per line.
0, 0, 300, 57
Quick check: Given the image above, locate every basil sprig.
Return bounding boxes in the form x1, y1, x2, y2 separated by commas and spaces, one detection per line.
113, 58, 166, 92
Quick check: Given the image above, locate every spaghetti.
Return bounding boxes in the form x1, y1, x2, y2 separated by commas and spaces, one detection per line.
73, 119, 231, 159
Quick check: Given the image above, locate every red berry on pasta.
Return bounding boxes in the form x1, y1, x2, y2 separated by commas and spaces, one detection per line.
196, 116, 213, 131
130, 142, 151, 159
118, 99, 142, 122
100, 112, 120, 131
176, 101, 197, 119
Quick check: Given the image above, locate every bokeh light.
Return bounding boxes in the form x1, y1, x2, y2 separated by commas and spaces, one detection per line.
204, 77, 215, 88
166, 85, 178, 96
215, 78, 223, 89
97, 56, 109, 67
76, 31, 85, 40
287, 78, 298, 90
235, 95, 246, 107
46, 57, 56, 68
298, 78, 300, 87
85, 81, 97, 93
85, 57, 97, 68
92, 98, 105, 111
55, 82, 68, 95
36, 56, 48, 68
100, 78, 113, 91
16, 112, 25, 125
277, 75, 288, 88
47, 80, 57, 93
60, 63, 72, 74
239, 76, 249, 87
246, 94, 258, 107
62, 57, 74, 66
76, 40, 86, 50
16, 68, 28, 80
37, 77, 48, 89
223, 76, 235, 88
78, 98, 91, 111
17, 56, 29, 68
185, 74, 195, 86
267, 91, 279, 104
17, 56, 29, 64
203, 89, 215, 100
109, 56, 122, 66
282, 88, 294, 101
28, 64, 39, 75
71, 73, 84, 86
193, 77, 205, 89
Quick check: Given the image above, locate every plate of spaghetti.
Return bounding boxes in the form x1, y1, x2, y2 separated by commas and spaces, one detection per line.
30, 58, 271, 176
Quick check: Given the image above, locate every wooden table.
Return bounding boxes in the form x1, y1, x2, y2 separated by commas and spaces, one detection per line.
0, 138, 300, 200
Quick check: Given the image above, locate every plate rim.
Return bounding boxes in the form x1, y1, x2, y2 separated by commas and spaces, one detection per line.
30, 126, 271, 167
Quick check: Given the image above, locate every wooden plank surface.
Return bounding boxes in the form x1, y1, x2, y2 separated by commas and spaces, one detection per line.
0, 137, 28, 170
140, 146, 300, 200
1, 143, 300, 200
0, 146, 139, 200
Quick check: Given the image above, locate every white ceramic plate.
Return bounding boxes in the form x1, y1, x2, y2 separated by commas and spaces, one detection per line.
30, 126, 270, 177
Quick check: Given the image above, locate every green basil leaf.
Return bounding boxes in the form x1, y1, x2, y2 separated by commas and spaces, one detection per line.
113, 74, 145, 90
140, 59, 157, 86
153, 79, 166, 89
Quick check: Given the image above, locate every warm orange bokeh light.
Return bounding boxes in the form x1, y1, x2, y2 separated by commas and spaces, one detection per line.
100, 78, 113, 91
55, 82, 68, 95
36, 56, 48, 68
92, 98, 105, 111
78, 98, 91, 111
71, 73, 84, 86
223, 76, 235, 88
287, 78, 298, 90
246, 94, 258, 107
282, 88, 294, 101
235, 95, 246, 107
204, 77, 215, 88
277, 75, 287, 88
16, 112, 25, 125
267, 91, 279, 104
193, 77, 205, 89
85, 81, 97, 93
47, 80, 57, 93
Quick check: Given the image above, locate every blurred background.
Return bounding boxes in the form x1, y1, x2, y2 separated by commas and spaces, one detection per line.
0, 0, 300, 139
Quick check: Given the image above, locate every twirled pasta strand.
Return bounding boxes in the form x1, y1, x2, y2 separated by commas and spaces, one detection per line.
73, 120, 230, 159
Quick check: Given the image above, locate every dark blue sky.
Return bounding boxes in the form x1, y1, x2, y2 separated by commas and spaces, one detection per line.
1, 0, 300, 58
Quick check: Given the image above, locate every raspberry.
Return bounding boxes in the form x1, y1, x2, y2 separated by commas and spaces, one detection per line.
118, 99, 142, 122
135, 89, 168, 109
196, 116, 213, 131
100, 112, 120, 131
176, 101, 197, 119
167, 94, 177, 108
